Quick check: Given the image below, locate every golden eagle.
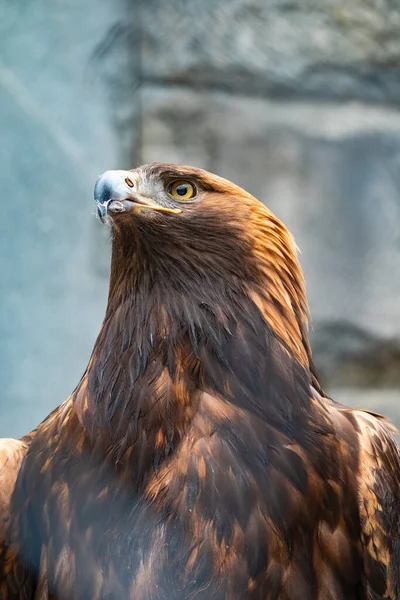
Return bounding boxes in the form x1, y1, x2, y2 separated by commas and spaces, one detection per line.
1, 164, 399, 599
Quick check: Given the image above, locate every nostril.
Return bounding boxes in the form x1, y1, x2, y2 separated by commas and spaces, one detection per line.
125, 177, 134, 188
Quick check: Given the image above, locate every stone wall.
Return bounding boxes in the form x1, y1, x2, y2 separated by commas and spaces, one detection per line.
1, 0, 399, 437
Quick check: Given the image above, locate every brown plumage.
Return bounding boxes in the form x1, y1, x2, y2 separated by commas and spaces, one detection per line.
1, 163, 399, 599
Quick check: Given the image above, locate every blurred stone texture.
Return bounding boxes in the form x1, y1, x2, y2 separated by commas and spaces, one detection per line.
1, 0, 400, 437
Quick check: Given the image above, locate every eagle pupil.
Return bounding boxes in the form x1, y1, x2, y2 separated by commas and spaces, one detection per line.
176, 185, 188, 196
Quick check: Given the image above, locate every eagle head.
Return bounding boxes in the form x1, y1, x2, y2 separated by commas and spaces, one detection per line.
94, 163, 311, 369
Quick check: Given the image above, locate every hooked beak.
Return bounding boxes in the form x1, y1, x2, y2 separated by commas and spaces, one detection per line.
94, 170, 182, 223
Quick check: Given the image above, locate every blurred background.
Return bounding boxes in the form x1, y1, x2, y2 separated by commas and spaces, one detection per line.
1, 0, 400, 438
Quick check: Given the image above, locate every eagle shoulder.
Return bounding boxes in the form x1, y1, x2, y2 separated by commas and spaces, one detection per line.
0, 438, 29, 543
325, 397, 400, 599
0, 437, 33, 599
353, 407, 400, 599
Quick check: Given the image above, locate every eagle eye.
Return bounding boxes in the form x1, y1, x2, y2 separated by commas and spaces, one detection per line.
167, 180, 197, 201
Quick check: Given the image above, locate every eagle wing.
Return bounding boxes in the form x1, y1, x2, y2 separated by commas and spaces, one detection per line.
0, 439, 28, 540
323, 398, 400, 599
352, 408, 400, 599
0, 435, 38, 599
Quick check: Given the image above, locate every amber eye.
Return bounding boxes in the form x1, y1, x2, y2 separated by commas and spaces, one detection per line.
167, 180, 197, 201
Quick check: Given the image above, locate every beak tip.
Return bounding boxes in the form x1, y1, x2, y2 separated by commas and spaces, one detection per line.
96, 203, 106, 222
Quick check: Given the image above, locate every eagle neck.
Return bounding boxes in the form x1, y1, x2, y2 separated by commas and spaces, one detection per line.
72, 227, 319, 478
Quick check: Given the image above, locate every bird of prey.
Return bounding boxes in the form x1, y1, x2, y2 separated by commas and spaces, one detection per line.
1, 163, 399, 600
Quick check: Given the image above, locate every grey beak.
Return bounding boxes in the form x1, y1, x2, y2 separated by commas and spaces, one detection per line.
94, 169, 182, 222
94, 170, 135, 223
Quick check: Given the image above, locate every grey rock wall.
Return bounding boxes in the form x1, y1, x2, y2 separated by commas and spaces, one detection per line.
142, 0, 400, 102
1, 0, 400, 437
